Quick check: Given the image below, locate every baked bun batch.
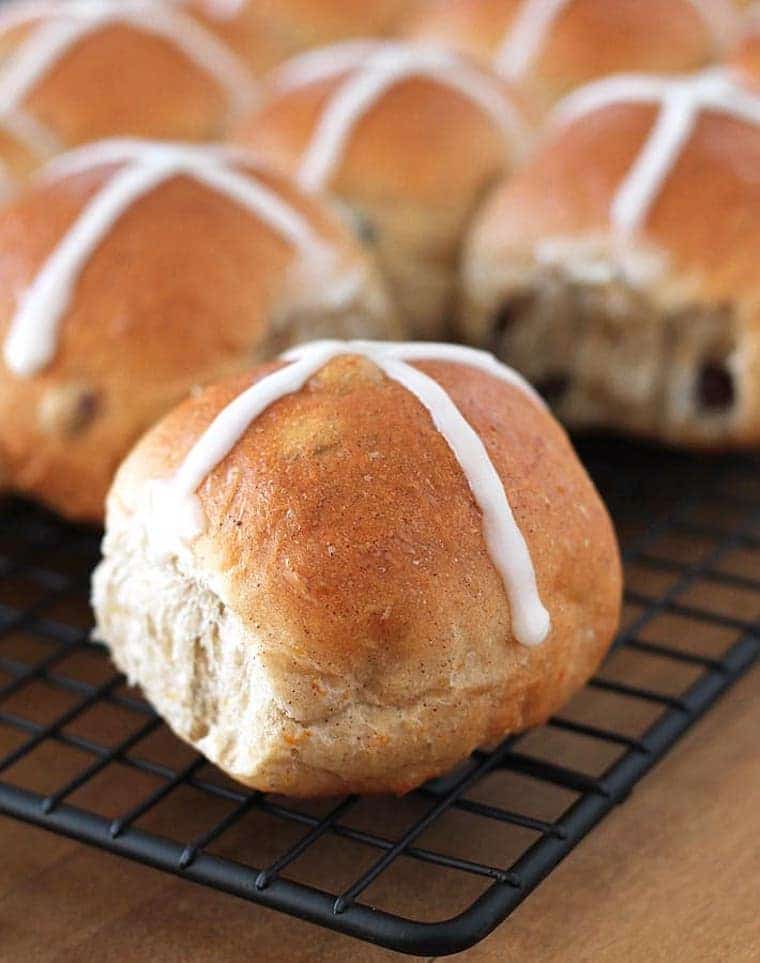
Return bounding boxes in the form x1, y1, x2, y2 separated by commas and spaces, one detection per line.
0, 0, 257, 190
0, 141, 397, 522
5, 0, 759, 795
406, 0, 740, 111
234, 40, 533, 338
462, 66, 760, 447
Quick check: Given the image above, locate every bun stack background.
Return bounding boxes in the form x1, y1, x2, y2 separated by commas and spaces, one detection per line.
0, 0, 258, 189
1, 0, 758, 795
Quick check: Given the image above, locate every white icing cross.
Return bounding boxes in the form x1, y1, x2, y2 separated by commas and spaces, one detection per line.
496, 0, 572, 80
552, 67, 760, 234
271, 41, 530, 192
495, 0, 736, 80
2, 140, 337, 377
153, 339, 551, 647
0, 0, 256, 163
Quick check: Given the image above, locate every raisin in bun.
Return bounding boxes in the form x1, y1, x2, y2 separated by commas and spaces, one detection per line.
92, 340, 621, 797
461, 68, 760, 449
178, 0, 416, 74
233, 41, 533, 339
0, 141, 400, 522
406, 0, 740, 113
0, 0, 256, 190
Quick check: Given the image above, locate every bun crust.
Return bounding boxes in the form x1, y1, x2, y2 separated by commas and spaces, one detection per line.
234, 42, 532, 337
0, 1, 256, 185
728, 17, 760, 89
184, 0, 414, 73
406, 0, 738, 110
93, 352, 621, 796
0, 150, 400, 521
461, 79, 760, 447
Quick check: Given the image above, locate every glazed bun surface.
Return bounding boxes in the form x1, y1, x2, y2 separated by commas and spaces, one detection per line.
182, 0, 415, 73
0, 0, 256, 188
728, 11, 760, 88
461, 68, 760, 448
406, 0, 740, 111
93, 341, 621, 797
0, 141, 399, 521
234, 41, 533, 339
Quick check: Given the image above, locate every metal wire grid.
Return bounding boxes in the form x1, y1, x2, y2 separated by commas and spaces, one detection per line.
0, 442, 758, 957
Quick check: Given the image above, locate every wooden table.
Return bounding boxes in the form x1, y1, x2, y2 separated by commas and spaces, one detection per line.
1, 661, 758, 963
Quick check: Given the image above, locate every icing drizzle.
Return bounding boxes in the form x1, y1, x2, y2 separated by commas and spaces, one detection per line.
495, 0, 736, 80
496, 0, 571, 80
155, 339, 551, 647
0, 0, 256, 161
272, 41, 530, 192
552, 68, 760, 234
2, 140, 335, 377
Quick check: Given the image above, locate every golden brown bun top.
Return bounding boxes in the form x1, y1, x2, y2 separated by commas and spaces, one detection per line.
185, 0, 417, 73
112, 353, 621, 692
407, 0, 739, 110
0, 0, 256, 181
469, 75, 760, 305
233, 41, 533, 204
728, 14, 760, 89
0, 148, 366, 379
0, 144, 398, 520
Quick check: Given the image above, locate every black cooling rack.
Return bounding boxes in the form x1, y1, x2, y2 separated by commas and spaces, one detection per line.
0, 439, 759, 957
